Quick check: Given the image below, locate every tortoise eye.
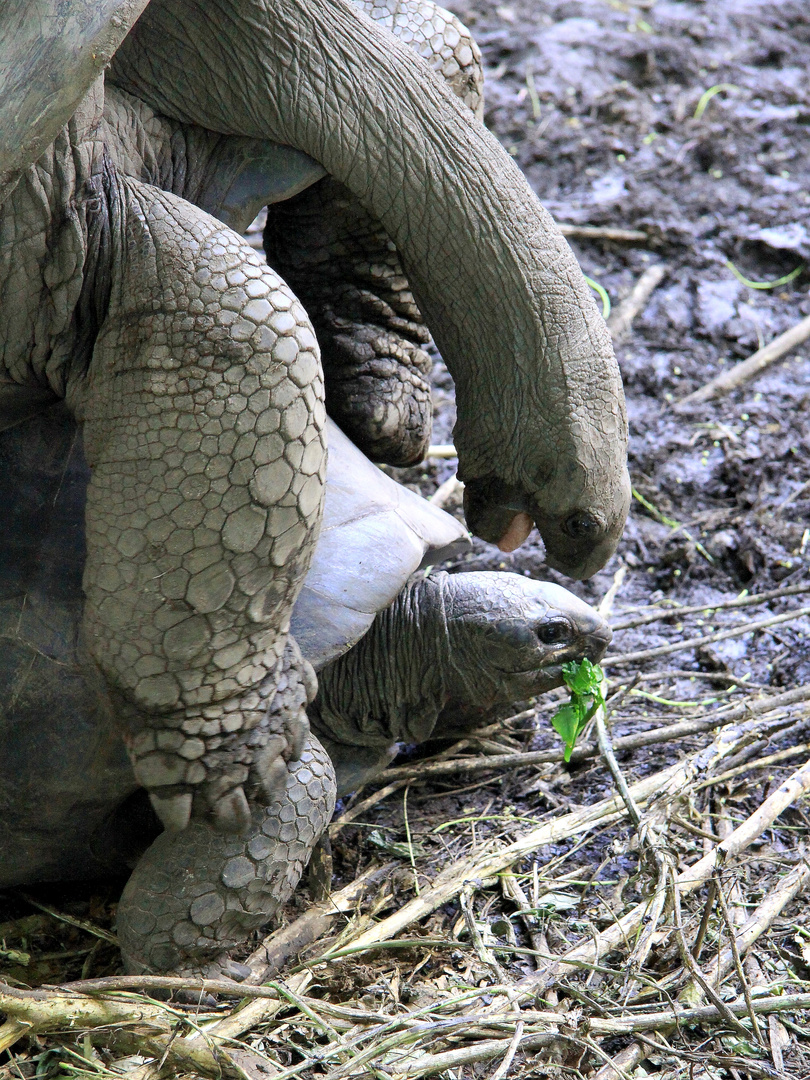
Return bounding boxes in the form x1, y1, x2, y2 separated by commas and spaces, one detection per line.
564, 511, 599, 539
536, 620, 571, 645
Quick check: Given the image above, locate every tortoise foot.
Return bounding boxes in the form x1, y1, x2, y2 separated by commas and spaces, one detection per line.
117, 735, 336, 976
264, 177, 433, 467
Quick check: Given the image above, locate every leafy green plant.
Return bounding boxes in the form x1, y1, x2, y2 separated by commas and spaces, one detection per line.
550, 658, 606, 762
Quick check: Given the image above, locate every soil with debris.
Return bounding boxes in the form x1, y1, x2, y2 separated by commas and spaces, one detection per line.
3, 2, 810, 1078
427, 0, 810, 654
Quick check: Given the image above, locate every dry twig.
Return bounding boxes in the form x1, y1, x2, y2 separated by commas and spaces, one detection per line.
606, 264, 667, 339
605, 604, 810, 667
674, 312, 810, 408
611, 580, 810, 631
557, 224, 648, 242
520, 755, 810, 994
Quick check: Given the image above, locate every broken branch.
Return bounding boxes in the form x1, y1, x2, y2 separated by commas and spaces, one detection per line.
675, 312, 810, 408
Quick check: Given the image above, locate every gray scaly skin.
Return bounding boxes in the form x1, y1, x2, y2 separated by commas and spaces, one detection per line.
116, 571, 608, 974
312, 572, 612, 794
1, 77, 324, 834
109, 0, 631, 576
117, 648, 336, 978
264, 0, 484, 466
102, 0, 482, 468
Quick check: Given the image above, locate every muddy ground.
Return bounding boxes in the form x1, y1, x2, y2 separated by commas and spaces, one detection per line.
361, 0, 810, 878
3, 2, 810, 1077
432, 0, 810, 654
344, 0, 810, 1069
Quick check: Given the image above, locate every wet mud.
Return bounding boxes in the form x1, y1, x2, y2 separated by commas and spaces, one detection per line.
406, 0, 810, 689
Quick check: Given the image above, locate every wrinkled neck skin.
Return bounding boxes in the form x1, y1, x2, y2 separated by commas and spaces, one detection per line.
101, 86, 324, 234
109, 0, 629, 578
311, 575, 452, 753
311, 571, 560, 751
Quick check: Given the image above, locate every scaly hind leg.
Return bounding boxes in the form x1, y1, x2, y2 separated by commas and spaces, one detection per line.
264, 0, 483, 466
118, 682, 336, 977
68, 175, 334, 969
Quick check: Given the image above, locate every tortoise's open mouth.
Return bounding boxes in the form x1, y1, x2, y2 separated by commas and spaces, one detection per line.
496, 511, 534, 552
463, 479, 536, 551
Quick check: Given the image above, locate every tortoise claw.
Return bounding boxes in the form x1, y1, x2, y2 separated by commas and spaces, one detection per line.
212, 786, 252, 833
149, 792, 192, 833
287, 712, 309, 761
258, 755, 289, 805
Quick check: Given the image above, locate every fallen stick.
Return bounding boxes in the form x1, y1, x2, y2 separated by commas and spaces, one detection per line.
695, 740, 810, 790
319, 705, 791, 960
0, 981, 173, 1032
330, 779, 413, 836
605, 604, 810, 667
379, 684, 810, 782
557, 224, 648, 242
0, 981, 282, 1079
0, 978, 226, 1080
518, 755, 810, 994
243, 861, 395, 979
701, 860, 810, 989
388, 1033, 558, 1079
611, 581, 810, 631
321, 763, 681, 957
89, 1028, 250, 1080
53, 976, 285, 1000
0, 1019, 30, 1056
587, 991, 810, 1034
383, 993, 810, 1078
674, 312, 810, 409
634, 669, 770, 690
428, 474, 463, 509
592, 1041, 646, 1080
606, 264, 667, 340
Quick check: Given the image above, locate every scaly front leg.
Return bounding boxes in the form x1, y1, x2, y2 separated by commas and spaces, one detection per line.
69, 174, 328, 835
117, 658, 336, 977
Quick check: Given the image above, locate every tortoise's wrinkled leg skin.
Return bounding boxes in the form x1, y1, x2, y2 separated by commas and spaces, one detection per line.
67, 174, 327, 836
117, 733, 336, 976
265, 186, 433, 467
118, 650, 336, 977
354, 0, 484, 117
263, 0, 483, 466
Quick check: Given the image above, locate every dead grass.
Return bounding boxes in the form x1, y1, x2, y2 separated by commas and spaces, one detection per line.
3, 584, 810, 1079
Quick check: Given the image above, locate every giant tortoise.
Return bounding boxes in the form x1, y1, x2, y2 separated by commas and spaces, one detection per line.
1, 0, 627, 971
0, 407, 611, 976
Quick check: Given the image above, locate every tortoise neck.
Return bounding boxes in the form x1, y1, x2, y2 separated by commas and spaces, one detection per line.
310, 575, 452, 750
109, 0, 623, 496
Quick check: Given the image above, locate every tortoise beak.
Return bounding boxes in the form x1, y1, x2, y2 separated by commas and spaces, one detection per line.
496, 511, 534, 552
463, 480, 535, 550
583, 618, 612, 663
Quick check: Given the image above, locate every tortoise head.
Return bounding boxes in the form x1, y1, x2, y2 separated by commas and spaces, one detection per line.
440, 572, 611, 708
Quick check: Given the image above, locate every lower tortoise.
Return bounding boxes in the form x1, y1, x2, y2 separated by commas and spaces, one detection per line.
0, 407, 611, 977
